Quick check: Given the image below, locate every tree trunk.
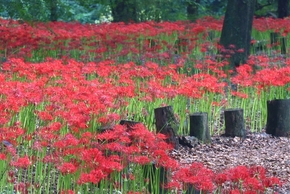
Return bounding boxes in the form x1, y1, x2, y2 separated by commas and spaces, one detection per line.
270, 32, 286, 54
278, 0, 289, 18
154, 106, 179, 149
274, 0, 289, 54
224, 108, 246, 138
189, 112, 211, 143
49, 0, 58, 21
266, 99, 290, 137
111, 0, 137, 23
187, 0, 200, 22
219, 0, 256, 70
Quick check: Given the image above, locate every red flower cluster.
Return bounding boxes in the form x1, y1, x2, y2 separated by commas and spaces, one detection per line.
167, 164, 282, 193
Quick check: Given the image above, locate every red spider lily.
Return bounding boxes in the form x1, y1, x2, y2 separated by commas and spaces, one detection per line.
58, 162, 78, 175
0, 125, 25, 143
129, 155, 151, 165
262, 176, 282, 188
242, 177, 264, 192
14, 182, 30, 194
127, 192, 142, 194
6, 146, 17, 157
10, 156, 31, 168
231, 91, 249, 99
231, 64, 254, 87
61, 190, 75, 194
32, 141, 43, 151
97, 124, 127, 142
103, 142, 126, 153
79, 132, 94, 145
0, 153, 6, 160
249, 165, 266, 180
227, 165, 250, 183
81, 148, 105, 165
229, 189, 241, 194
54, 133, 79, 148
163, 180, 182, 190
36, 111, 54, 121
214, 172, 228, 186
195, 176, 215, 192
170, 162, 215, 192
152, 149, 179, 170
78, 169, 107, 185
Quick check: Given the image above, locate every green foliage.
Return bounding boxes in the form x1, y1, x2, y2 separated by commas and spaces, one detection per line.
1, 0, 53, 21
196, 0, 227, 17
0, 0, 283, 23
136, 0, 187, 21
255, 0, 277, 17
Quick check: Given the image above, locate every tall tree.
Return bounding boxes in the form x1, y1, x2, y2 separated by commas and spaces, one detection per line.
219, 0, 256, 70
110, 0, 137, 23
277, 0, 289, 18
276, 0, 289, 54
48, 0, 58, 21
187, 0, 200, 22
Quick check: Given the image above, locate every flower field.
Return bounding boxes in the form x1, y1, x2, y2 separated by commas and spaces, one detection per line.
0, 16, 289, 193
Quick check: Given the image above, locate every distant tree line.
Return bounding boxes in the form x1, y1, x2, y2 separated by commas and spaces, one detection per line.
0, 0, 288, 23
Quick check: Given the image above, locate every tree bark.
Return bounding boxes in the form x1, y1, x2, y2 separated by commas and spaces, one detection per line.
277, 0, 289, 18
219, 0, 256, 70
274, 0, 289, 54
189, 112, 211, 143
49, 0, 58, 21
154, 106, 179, 149
224, 108, 246, 138
187, 0, 200, 22
111, 0, 137, 23
266, 99, 290, 137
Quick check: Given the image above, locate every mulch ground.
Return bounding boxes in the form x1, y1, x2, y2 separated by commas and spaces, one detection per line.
171, 131, 290, 193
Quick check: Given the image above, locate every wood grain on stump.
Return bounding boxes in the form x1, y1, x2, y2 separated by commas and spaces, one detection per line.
224, 108, 246, 138
154, 106, 179, 149
189, 112, 211, 143
266, 99, 290, 137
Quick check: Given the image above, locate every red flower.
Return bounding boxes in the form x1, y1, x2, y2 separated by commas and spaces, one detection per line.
243, 177, 263, 192
262, 177, 282, 188
78, 169, 107, 185
249, 165, 266, 180
214, 172, 228, 186
229, 189, 241, 194
61, 190, 75, 194
14, 182, 30, 194
195, 176, 215, 192
58, 162, 78, 175
11, 156, 31, 168
0, 153, 6, 160
227, 165, 250, 182
130, 155, 151, 165
127, 192, 142, 194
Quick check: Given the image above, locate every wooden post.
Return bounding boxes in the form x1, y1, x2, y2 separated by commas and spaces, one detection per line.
224, 108, 246, 138
266, 99, 290, 137
154, 106, 179, 149
189, 112, 211, 143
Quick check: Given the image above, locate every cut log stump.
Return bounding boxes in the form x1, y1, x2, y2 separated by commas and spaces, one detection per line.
266, 99, 290, 137
224, 108, 246, 138
120, 120, 140, 131
154, 106, 179, 149
189, 112, 211, 143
